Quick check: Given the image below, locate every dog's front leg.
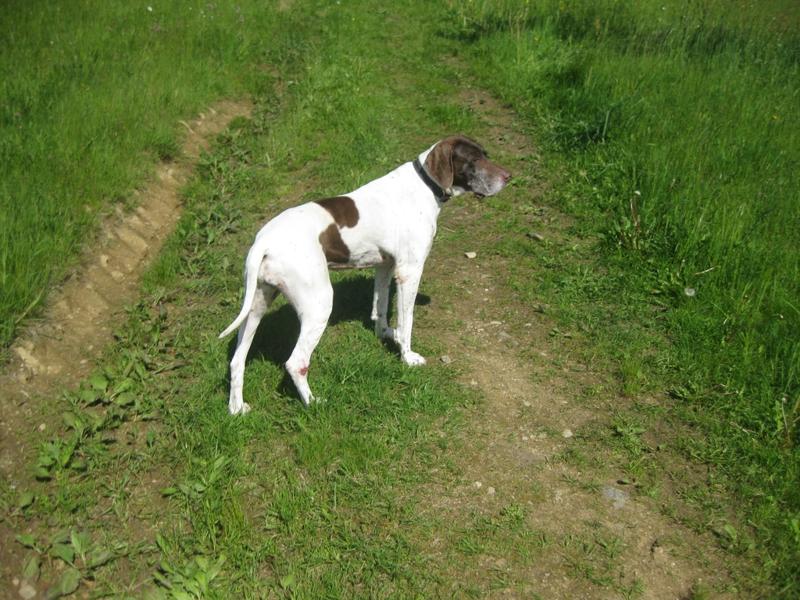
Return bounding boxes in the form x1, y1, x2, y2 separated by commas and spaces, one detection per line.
394, 264, 426, 366
371, 262, 393, 339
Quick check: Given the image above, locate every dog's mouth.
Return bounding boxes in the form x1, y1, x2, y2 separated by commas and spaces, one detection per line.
473, 192, 486, 199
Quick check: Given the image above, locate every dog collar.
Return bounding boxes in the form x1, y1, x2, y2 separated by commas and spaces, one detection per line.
413, 158, 451, 203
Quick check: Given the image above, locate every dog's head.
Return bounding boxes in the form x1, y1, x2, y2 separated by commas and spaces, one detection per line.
424, 135, 511, 198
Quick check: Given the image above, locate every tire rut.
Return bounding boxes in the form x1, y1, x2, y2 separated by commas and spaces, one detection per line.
0, 101, 252, 485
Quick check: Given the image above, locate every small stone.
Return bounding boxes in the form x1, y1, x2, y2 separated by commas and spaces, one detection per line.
469, 380, 478, 387
526, 231, 545, 242
18, 582, 36, 600
522, 435, 529, 441
602, 485, 629, 509
473, 481, 482, 489
684, 287, 696, 297
522, 401, 531, 407
12, 578, 19, 587
37, 424, 45, 432
489, 321, 502, 326
562, 429, 573, 439
464, 251, 477, 259
487, 486, 496, 495
498, 331, 518, 346
439, 355, 453, 365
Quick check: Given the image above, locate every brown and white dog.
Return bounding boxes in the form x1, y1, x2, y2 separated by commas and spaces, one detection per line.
220, 135, 511, 414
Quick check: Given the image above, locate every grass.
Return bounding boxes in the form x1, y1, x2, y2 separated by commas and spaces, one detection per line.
3, 0, 798, 597
444, 0, 800, 594
4, 2, 515, 596
0, 0, 286, 347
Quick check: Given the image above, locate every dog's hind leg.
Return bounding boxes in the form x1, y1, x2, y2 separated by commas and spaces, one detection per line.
283, 274, 333, 407
228, 284, 276, 415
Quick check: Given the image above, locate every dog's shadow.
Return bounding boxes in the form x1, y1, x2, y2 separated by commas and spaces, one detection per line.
224, 273, 431, 396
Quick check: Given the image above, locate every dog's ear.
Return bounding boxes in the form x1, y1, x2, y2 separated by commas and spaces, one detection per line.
424, 139, 455, 192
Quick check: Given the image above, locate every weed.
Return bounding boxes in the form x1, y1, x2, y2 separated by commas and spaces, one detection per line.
14, 529, 116, 598
160, 455, 231, 503
151, 550, 227, 600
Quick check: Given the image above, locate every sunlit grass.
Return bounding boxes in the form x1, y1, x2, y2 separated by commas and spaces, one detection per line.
0, 1, 285, 346
448, 0, 800, 594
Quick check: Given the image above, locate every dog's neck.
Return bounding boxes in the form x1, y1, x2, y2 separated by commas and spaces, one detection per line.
416, 145, 458, 204
412, 157, 449, 203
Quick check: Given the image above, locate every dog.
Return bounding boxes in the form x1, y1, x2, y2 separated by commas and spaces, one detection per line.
219, 135, 511, 414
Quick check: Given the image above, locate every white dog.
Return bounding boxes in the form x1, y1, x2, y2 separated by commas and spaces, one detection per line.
219, 135, 511, 414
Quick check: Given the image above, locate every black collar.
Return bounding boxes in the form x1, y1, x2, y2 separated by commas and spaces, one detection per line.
413, 158, 451, 203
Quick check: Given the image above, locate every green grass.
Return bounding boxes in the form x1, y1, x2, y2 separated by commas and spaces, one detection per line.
4, 0, 799, 596
445, 0, 800, 594
4, 2, 513, 596
0, 0, 289, 347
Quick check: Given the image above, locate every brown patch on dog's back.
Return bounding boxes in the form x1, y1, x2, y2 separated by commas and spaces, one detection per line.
315, 196, 359, 228
318, 224, 350, 263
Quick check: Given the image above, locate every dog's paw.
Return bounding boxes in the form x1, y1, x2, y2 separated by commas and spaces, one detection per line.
308, 395, 327, 406
402, 351, 426, 366
299, 392, 318, 408
229, 402, 251, 416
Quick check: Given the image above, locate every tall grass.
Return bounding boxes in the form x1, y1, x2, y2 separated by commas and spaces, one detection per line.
446, 0, 800, 593
0, 1, 285, 347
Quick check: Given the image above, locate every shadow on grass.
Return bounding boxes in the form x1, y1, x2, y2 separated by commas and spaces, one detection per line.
223, 272, 432, 398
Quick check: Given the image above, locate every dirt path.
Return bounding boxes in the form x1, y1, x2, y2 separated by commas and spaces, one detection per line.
0, 100, 251, 486
412, 87, 736, 598
0, 81, 742, 597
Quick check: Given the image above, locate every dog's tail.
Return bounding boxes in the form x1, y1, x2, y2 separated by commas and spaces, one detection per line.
218, 241, 266, 339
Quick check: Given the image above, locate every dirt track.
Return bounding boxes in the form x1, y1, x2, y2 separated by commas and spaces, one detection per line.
0, 103, 250, 594
0, 90, 742, 597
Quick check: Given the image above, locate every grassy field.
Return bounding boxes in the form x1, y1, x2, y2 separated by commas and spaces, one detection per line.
2, 0, 799, 597
0, 0, 283, 347
445, 0, 800, 592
